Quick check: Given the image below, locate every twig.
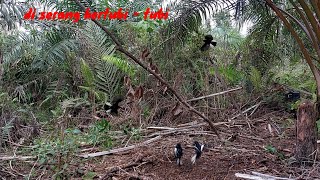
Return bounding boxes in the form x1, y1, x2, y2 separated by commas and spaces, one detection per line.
27, 158, 38, 180
73, 0, 220, 138
80, 147, 99, 152
0, 167, 17, 177
147, 126, 175, 130
249, 101, 262, 116
230, 102, 263, 120
147, 122, 207, 131
147, 122, 227, 137
79, 136, 161, 158
187, 87, 243, 102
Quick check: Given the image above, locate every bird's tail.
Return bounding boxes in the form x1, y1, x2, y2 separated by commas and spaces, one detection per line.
176, 158, 182, 165
191, 154, 197, 164
211, 41, 217, 46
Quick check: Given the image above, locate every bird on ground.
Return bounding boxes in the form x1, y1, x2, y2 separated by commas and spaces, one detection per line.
285, 91, 300, 101
174, 143, 183, 166
200, 35, 217, 51
191, 141, 204, 164
104, 98, 123, 115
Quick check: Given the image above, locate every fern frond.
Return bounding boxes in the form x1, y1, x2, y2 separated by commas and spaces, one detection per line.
94, 58, 124, 101
80, 59, 95, 88
102, 55, 136, 78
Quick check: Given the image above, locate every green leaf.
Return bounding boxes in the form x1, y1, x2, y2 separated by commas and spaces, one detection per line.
102, 55, 136, 78
80, 59, 95, 87
265, 144, 277, 154
147, 27, 154, 33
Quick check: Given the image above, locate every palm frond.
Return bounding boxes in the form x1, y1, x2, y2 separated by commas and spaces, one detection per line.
95, 58, 124, 101
159, 0, 238, 54
0, 0, 25, 30
32, 28, 77, 68
102, 55, 136, 78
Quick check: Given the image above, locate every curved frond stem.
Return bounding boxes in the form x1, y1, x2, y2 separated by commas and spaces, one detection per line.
297, 0, 320, 44
280, 2, 320, 60
265, 0, 320, 98
310, 0, 320, 22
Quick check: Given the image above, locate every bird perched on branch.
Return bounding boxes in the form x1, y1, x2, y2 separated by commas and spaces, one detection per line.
200, 35, 217, 51
174, 143, 183, 166
191, 141, 204, 164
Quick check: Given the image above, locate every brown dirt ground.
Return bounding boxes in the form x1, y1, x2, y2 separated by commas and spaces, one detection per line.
1, 110, 320, 180
86, 111, 320, 180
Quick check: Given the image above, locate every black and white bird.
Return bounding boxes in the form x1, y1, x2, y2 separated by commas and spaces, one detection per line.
200, 35, 217, 51
104, 98, 123, 115
174, 143, 183, 166
285, 91, 300, 101
191, 141, 204, 164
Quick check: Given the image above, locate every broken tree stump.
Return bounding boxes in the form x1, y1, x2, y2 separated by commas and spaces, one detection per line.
295, 100, 318, 164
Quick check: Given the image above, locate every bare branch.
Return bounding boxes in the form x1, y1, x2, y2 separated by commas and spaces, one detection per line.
187, 87, 243, 102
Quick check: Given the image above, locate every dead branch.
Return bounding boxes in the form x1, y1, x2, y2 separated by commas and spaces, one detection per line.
147, 122, 228, 137
146, 126, 175, 130
73, 0, 220, 138
249, 101, 262, 116
230, 101, 263, 120
0, 156, 36, 161
235, 172, 294, 180
79, 136, 161, 158
187, 87, 243, 102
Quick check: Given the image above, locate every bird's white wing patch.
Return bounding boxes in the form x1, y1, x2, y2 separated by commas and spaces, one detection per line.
191, 154, 197, 164
200, 145, 204, 151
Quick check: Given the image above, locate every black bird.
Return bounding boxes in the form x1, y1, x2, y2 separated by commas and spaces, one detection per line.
191, 141, 204, 164
200, 35, 217, 51
284, 91, 300, 101
174, 143, 183, 166
104, 98, 123, 115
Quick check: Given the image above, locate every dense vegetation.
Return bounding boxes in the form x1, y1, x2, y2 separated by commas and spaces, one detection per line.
0, 0, 319, 179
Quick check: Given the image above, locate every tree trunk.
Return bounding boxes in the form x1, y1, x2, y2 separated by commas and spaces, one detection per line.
0, 50, 3, 82
295, 100, 318, 164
